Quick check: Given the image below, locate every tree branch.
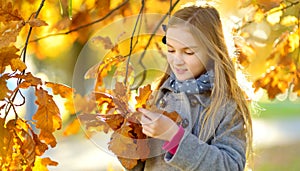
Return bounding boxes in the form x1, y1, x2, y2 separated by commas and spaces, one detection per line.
30, 0, 129, 43
236, 0, 299, 31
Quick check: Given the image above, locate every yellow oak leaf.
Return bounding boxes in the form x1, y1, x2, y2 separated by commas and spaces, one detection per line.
135, 84, 152, 109
63, 118, 81, 136
33, 88, 61, 148
15, 72, 42, 88
0, 46, 19, 73
45, 82, 74, 98
10, 58, 27, 71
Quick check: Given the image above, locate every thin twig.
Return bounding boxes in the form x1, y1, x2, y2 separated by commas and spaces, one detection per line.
130, 0, 180, 90
5, 0, 46, 118
30, 0, 129, 43
21, 0, 46, 64
124, 0, 145, 86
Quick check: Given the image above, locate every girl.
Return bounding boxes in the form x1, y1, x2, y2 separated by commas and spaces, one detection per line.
129, 4, 253, 171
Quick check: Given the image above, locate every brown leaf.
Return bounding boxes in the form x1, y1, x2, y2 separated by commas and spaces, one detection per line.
135, 84, 152, 109
93, 91, 115, 112
78, 113, 110, 133
0, 118, 13, 168
0, 20, 25, 49
97, 114, 124, 131
33, 157, 58, 171
65, 93, 96, 114
108, 125, 136, 154
113, 82, 131, 117
0, 74, 10, 100
93, 55, 126, 88
267, 31, 294, 67
253, 65, 295, 99
45, 82, 74, 98
113, 82, 128, 97
7, 119, 36, 166
33, 88, 62, 147
53, 17, 71, 31
257, 0, 282, 11
95, 0, 110, 17
0, 1, 23, 22
31, 131, 48, 156
117, 157, 138, 170
92, 36, 115, 50
70, 6, 92, 43
40, 157, 58, 166
15, 72, 42, 88
0, 46, 20, 73
28, 18, 48, 27
129, 123, 149, 160
234, 39, 256, 67
10, 58, 27, 71
63, 118, 81, 136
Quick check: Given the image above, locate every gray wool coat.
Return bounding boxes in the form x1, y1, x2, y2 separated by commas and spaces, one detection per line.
126, 78, 247, 171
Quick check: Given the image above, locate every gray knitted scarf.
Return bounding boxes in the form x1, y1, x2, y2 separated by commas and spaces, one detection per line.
169, 70, 214, 94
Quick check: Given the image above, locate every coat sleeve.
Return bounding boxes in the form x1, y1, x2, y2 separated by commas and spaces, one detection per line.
164, 106, 247, 171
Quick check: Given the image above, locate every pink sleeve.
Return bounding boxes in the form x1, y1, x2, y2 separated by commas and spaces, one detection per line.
162, 125, 185, 155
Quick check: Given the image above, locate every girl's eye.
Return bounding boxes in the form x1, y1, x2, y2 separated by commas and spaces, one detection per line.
185, 51, 194, 55
168, 49, 175, 53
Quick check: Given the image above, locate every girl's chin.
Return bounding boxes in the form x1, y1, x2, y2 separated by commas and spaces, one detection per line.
174, 74, 192, 81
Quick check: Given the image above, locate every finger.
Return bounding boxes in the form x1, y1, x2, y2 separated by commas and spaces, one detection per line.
138, 108, 161, 121
140, 115, 152, 125
142, 127, 153, 137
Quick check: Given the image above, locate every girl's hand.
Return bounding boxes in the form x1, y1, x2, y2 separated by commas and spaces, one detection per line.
138, 108, 179, 141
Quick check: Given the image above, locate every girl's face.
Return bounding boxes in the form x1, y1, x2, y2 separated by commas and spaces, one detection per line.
166, 26, 208, 81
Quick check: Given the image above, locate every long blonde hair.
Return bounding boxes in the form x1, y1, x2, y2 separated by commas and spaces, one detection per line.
157, 5, 253, 167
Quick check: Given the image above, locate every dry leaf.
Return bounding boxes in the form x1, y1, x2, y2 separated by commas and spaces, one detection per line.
33, 88, 62, 147
10, 58, 27, 71
135, 84, 152, 109
0, 74, 10, 100
97, 114, 124, 131
63, 118, 81, 136
45, 82, 74, 98
0, 46, 20, 73
92, 36, 115, 50
15, 72, 42, 88
28, 18, 48, 27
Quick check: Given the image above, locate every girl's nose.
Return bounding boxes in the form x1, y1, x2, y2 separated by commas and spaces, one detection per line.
173, 52, 184, 65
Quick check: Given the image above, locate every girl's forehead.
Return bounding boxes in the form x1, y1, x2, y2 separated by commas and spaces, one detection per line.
166, 26, 201, 48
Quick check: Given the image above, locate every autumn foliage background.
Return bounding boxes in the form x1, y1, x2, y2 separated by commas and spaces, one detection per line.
0, 0, 300, 170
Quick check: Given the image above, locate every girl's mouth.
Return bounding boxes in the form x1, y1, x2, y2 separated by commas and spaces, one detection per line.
174, 67, 187, 74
